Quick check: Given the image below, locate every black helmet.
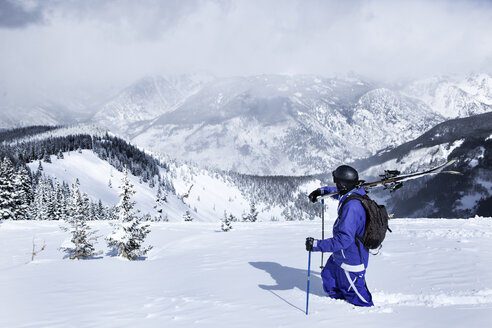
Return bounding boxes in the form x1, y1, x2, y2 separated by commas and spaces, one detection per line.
332, 165, 359, 194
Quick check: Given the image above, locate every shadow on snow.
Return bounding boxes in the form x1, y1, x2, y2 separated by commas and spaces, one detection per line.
249, 261, 326, 313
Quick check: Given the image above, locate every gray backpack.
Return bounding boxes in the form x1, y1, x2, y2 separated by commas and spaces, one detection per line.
341, 194, 392, 250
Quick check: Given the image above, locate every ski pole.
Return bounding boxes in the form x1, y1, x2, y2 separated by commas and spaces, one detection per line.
320, 198, 324, 269
306, 250, 312, 315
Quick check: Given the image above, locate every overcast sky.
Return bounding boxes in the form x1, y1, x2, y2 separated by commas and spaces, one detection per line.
1, 0, 492, 103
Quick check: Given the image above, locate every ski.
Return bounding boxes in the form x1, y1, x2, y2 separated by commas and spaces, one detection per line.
320, 159, 461, 197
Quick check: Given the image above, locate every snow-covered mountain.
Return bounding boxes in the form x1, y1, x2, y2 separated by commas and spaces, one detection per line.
90, 73, 491, 175
403, 73, 492, 118
3, 73, 492, 176
91, 74, 213, 138
130, 75, 442, 175
354, 111, 492, 218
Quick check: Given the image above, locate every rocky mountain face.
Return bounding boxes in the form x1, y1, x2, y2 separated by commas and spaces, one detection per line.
127, 75, 449, 175
354, 111, 492, 218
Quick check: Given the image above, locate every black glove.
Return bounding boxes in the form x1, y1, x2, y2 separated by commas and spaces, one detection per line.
308, 188, 322, 203
306, 237, 315, 251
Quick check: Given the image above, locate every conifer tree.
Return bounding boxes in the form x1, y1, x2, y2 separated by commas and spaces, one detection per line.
106, 205, 118, 220
60, 183, 99, 259
154, 186, 168, 221
81, 192, 91, 219
183, 210, 193, 222
282, 207, 294, 221
12, 166, 32, 220
95, 200, 105, 220
33, 176, 55, 220
247, 201, 259, 222
107, 167, 152, 260
221, 210, 233, 232
0, 158, 15, 220
53, 181, 66, 220
43, 152, 51, 163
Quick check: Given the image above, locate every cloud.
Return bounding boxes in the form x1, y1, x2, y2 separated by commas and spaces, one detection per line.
0, 0, 44, 28
0, 0, 491, 106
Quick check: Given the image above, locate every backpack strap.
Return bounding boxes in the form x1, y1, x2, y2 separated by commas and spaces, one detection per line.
340, 194, 369, 209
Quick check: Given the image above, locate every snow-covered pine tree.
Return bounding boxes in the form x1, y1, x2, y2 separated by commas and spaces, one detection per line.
0, 158, 16, 220
81, 192, 91, 219
32, 178, 45, 220
221, 210, 233, 232
32, 176, 56, 220
88, 201, 97, 221
95, 200, 105, 220
53, 180, 65, 220
183, 210, 193, 222
46, 179, 57, 220
106, 205, 118, 220
282, 207, 294, 221
12, 165, 32, 220
43, 152, 51, 163
154, 186, 168, 221
247, 201, 259, 222
107, 167, 152, 260
60, 183, 99, 259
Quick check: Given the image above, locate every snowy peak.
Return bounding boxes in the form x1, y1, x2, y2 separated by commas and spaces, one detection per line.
403, 73, 492, 118
92, 74, 213, 137
459, 73, 492, 105
351, 88, 442, 154
150, 74, 375, 126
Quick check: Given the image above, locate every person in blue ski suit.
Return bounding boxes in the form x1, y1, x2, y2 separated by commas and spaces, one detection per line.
306, 165, 374, 307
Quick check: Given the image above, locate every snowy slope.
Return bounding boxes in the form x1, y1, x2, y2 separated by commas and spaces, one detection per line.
1, 218, 491, 327
26, 149, 335, 222
26, 150, 191, 222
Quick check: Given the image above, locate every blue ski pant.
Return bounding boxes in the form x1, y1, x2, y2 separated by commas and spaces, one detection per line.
321, 256, 374, 307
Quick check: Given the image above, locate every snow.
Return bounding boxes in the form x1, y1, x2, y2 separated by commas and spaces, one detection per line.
27, 150, 190, 221
1, 218, 492, 327
24, 149, 334, 223
363, 140, 464, 179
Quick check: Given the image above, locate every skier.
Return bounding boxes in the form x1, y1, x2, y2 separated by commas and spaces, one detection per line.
306, 165, 374, 307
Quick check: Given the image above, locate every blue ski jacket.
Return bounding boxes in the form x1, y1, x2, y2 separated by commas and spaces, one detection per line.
312, 186, 369, 272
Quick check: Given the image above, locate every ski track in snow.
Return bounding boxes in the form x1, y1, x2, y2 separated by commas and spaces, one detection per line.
1, 218, 492, 327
